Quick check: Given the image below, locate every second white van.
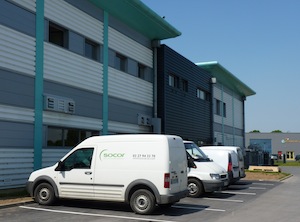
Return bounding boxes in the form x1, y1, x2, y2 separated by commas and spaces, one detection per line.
201, 146, 246, 183
26, 135, 189, 214
183, 141, 228, 197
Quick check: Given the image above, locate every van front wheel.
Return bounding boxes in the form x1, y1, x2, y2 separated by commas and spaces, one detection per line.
188, 178, 204, 198
34, 183, 56, 205
130, 189, 155, 215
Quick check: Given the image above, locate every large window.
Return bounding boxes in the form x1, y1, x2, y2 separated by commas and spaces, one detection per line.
47, 127, 99, 147
115, 53, 127, 72
49, 22, 68, 48
85, 39, 98, 61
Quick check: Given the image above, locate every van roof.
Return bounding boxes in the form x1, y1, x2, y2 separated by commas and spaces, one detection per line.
77, 134, 182, 147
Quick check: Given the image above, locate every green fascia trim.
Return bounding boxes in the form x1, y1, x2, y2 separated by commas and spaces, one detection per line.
196, 61, 256, 97
34, 0, 44, 170
102, 11, 109, 135
88, 0, 181, 40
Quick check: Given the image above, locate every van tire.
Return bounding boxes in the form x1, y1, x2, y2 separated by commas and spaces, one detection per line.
34, 183, 56, 205
188, 178, 204, 198
130, 189, 156, 215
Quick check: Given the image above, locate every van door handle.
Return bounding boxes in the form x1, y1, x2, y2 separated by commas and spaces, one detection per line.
85, 172, 92, 175
181, 171, 184, 173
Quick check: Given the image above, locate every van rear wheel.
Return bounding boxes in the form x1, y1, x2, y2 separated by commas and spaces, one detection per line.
188, 178, 204, 198
130, 189, 155, 215
34, 183, 56, 205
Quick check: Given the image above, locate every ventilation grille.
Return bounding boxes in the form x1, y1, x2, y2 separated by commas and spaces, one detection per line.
44, 94, 75, 114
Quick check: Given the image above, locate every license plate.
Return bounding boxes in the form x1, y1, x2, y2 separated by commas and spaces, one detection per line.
171, 178, 178, 184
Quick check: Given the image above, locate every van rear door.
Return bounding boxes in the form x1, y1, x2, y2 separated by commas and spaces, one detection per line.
167, 137, 188, 193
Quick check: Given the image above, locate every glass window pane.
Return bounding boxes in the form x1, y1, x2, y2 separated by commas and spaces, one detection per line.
47, 128, 63, 146
64, 129, 79, 147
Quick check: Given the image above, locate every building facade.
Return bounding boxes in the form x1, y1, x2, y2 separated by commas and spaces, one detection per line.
0, 0, 180, 189
198, 62, 255, 148
157, 45, 213, 144
246, 132, 300, 161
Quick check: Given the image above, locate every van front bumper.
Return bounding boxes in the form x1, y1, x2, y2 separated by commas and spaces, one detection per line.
202, 180, 224, 192
159, 189, 189, 204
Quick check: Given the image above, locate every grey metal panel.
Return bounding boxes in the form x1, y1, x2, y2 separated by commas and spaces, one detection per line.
109, 97, 152, 124
44, 81, 151, 125
157, 45, 212, 143
127, 58, 137, 76
0, 0, 35, 37
65, 0, 104, 21
44, 81, 103, 119
0, 121, 34, 147
69, 31, 85, 55
0, 69, 34, 108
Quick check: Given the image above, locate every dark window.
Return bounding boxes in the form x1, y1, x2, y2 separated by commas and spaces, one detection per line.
85, 39, 98, 60
182, 79, 188, 92
115, 53, 127, 72
197, 88, 210, 101
169, 74, 180, 88
47, 127, 99, 147
49, 22, 68, 48
138, 63, 146, 79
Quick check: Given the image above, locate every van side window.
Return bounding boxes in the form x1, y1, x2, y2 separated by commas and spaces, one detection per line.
63, 148, 94, 170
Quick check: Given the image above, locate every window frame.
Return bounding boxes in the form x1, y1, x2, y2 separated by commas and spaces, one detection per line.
48, 21, 68, 48
168, 74, 180, 88
115, 53, 127, 72
85, 39, 99, 61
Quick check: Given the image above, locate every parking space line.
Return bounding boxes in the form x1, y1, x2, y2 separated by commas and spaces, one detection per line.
252, 182, 274, 186
217, 191, 256, 195
172, 205, 225, 212
249, 187, 267, 190
203, 197, 244, 203
19, 206, 177, 222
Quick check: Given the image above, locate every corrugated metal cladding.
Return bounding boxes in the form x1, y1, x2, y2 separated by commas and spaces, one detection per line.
157, 45, 213, 144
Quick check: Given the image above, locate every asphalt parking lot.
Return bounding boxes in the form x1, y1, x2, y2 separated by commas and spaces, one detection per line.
0, 179, 284, 222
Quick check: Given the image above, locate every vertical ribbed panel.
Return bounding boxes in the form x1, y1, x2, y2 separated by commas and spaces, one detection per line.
108, 67, 153, 107
0, 148, 33, 189
44, 43, 103, 93
109, 27, 153, 68
43, 111, 102, 131
9, 0, 36, 12
0, 25, 35, 76
45, 0, 103, 43
234, 98, 243, 129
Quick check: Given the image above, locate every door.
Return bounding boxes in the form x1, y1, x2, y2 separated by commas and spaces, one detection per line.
56, 148, 95, 199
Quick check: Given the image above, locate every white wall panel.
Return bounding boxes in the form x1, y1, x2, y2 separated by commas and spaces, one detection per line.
43, 111, 102, 131
0, 25, 35, 76
109, 121, 151, 134
0, 148, 33, 189
108, 67, 153, 107
0, 104, 34, 123
9, 0, 36, 12
109, 27, 153, 68
234, 98, 243, 129
44, 43, 103, 93
45, 0, 103, 43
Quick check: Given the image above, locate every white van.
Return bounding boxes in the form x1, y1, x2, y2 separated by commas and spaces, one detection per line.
26, 135, 189, 215
183, 141, 228, 198
201, 146, 246, 184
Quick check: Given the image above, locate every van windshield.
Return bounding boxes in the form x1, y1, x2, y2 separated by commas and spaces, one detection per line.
184, 142, 210, 162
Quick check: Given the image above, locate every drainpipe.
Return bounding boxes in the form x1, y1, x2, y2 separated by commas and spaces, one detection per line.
151, 40, 161, 133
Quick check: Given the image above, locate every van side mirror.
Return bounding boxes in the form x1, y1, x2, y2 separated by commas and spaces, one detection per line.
55, 161, 66, 171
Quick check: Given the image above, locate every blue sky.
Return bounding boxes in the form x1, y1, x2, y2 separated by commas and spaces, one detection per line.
142, 0, 300, 133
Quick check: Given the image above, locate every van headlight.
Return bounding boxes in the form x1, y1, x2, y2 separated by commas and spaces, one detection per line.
210, 173, 220, 180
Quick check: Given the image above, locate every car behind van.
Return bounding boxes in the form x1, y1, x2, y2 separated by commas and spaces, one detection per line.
183, 141, 228, 197
201, 146, 246, 183
26, 135, 189, 215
